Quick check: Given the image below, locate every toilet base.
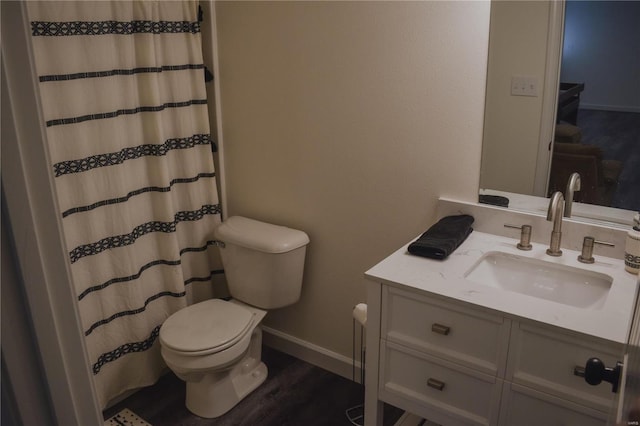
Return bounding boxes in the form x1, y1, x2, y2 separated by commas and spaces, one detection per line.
184, 328, 268, 418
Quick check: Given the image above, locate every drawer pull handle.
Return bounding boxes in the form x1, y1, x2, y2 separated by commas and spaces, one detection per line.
431, 323, 450, 335
574, 366, 586, 377
427, 378, 445, 391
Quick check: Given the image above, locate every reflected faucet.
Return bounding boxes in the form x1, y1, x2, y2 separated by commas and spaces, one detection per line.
546, 191, 565, 256
564, 172, 581, 218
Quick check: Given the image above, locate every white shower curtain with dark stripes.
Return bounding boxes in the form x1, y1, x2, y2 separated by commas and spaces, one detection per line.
27, 1, 224, 408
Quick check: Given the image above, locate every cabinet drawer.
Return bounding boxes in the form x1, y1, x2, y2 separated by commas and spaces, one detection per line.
382, 286, 510, 375
507, 322, 622, 412
499, 382, 607, 426
380, 341, 502, 426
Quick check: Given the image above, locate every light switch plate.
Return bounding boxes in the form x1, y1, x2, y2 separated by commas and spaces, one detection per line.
511, 75, 539, 97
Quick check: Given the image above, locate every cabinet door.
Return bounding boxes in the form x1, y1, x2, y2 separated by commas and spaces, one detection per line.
507, 322, 621, 412
499, 382, 607, 426
614, 275, 640, 425
382, 286, 510, 376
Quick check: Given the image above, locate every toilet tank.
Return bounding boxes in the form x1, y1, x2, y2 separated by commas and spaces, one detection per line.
213, 216, 310, 309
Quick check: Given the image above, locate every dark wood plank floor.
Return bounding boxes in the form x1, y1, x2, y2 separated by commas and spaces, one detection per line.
103, 346, 403, 426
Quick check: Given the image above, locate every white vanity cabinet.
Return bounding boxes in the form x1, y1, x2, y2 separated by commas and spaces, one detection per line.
506, 322, 622, 414
367, 285, 622, 426
498, 382, 611, 426
378, 286, 508, 425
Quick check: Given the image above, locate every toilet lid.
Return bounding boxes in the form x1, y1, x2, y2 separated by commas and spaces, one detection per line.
159, 299, 254, 353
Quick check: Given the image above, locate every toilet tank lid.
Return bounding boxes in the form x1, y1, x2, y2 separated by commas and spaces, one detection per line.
214, 216, 310, 254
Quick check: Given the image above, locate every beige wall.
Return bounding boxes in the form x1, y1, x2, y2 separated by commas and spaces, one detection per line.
214, 1, 490, 357
481, 1, 551, 195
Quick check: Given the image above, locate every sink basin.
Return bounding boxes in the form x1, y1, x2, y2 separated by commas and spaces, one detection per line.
464, 251, 612, 309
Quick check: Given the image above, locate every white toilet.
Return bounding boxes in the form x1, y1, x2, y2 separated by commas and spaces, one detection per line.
159, 216, 310, 418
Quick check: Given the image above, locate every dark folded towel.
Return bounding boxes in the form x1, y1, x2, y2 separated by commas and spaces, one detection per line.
478, 194, 509, 208
408, 215, 474, 260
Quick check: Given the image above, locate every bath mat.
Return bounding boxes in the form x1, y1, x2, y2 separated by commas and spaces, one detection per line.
104, 408, 151, 426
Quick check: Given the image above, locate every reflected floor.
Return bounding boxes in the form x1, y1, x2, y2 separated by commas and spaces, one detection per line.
578, 109, 640, 211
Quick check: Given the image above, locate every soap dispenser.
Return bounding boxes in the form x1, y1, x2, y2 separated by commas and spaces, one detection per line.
625, 212, 640, 274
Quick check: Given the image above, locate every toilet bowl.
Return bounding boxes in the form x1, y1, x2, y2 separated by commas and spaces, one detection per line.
159, 216, 309, 418
159, 298, 268, 418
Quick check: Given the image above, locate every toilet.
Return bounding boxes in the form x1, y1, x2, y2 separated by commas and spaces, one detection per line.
159, 216, 310, 418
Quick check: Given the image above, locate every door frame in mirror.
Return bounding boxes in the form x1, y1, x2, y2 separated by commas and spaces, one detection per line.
533, 0, 565, 196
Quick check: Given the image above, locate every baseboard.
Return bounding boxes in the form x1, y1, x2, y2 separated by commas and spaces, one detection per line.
580, 104, 640, 113
261, 326, 363, 384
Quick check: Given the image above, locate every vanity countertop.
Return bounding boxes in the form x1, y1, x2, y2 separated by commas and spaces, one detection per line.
365, 230, 638, 344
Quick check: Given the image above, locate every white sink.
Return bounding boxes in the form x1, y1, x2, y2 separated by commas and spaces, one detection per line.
464, 251, 613, 309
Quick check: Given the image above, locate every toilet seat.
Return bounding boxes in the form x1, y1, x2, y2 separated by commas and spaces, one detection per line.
160, 299, 255, 356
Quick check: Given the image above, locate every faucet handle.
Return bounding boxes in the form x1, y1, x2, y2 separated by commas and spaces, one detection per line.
504, 224, 533, 251
578, 236, 615, 264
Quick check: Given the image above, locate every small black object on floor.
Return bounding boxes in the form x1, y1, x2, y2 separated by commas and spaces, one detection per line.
103, 346, 403, 426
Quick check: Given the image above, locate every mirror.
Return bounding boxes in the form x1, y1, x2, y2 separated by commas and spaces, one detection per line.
480, 0, 639, 226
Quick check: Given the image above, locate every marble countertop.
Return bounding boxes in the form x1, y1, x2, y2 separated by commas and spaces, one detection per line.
365, 230, 639, 344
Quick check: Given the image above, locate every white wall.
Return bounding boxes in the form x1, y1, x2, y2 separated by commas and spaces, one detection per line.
561, 1, 640, 112
214, 1, 490, 358
480, 1, 551, 195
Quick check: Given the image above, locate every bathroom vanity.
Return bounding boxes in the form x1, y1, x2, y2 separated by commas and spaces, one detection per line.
364, 201, 638, 426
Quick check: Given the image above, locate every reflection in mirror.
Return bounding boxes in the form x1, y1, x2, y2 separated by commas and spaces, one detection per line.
480, 1, 639, 225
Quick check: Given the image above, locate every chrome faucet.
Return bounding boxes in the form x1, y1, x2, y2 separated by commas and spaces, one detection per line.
546, 191, 565, 256
564, 172, 581, 217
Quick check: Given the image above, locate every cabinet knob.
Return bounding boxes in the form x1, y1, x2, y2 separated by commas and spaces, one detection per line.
574, 357, 622, 393
427, 378, 445, 391
431, 323, 450, 335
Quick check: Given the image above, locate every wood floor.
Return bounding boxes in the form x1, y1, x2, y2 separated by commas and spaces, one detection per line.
577, 109, 640, 211
103, 345, 403, 426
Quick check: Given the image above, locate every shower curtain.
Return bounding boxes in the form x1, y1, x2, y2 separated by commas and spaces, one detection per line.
27, 1, 223, 408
